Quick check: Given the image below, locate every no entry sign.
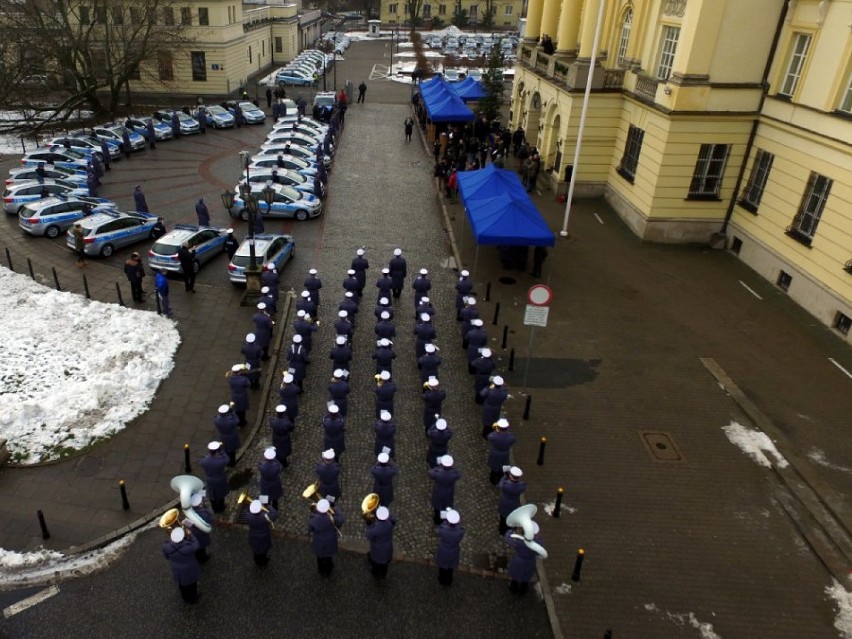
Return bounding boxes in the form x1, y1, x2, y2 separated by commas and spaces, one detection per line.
528, 284, 553, 307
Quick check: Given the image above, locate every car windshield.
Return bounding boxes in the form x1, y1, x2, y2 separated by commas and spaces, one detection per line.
152, 240, 180, 255
277, 186, 300, 200
239, 102, 257, 110
208, 106, 227, 115
315, 96, 334, 107
177, 113, 195, 122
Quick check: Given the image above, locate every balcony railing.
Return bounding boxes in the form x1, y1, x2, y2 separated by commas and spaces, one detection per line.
603, 69, 625, 90
635, 75, 659, 102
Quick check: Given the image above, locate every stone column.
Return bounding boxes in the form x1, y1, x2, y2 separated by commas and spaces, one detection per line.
525, 0, 545, 42
555, 0, 582, 56
668, 0, 724, 83
578, 0, 602, 59
540, 0, 563, 44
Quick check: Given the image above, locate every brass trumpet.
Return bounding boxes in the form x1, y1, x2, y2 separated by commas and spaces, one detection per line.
159, 508, 191, 536
237, 492, 270, 513
492, 421, 502, 432
375, 374, 384, 386
361, 493, 380, 523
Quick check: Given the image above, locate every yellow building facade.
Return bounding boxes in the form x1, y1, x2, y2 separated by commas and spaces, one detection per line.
512, 0, 851, 340
379, 0, 523, 28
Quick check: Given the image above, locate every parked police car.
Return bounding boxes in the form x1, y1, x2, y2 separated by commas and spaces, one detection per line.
147, 224, 227, 274
6, 165, 87, 186
65, 209, 160, 257
248, 154, 319, 178
20, 148, 90, 172
228, 183, 322, 221
228, 233, 295, 285
3, 179, 89, 214
239, 167, 324, 198
18, 195, 116, 238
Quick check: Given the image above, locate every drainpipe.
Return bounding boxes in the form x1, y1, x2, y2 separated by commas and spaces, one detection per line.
718, 0, 788, 237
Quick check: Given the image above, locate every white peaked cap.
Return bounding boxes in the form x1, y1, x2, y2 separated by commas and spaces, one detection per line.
471, 318, 484, 326
322, 449, 335, 460
338, 310, 348, 317
436, 418, 448, 431
379, 297, 389, 305
461, 270, 470, 277
275, 404, 287, 413
393, 248, 402, 256
309, 268, 317, 275
333, 368, 345, 378
246, 333, 256, 343
257, 302, 267, 310
249, 500, 262, 514
493, 376, 504, 385
356, 248, 365, 256
428, 377, 439, 387
231, 364, 243, 372
440, 455, 454, 467
379, 338, 390, 347
424, 343, 436, 353
467, 297, 477, 305
170, 527, 186, 543
190, 492, 203, 507
420, 313, 431, 322
419, 268, 428, 275
497, 418, 510, 429
218, 404, 230, 414
510, 466, 523, 478
347, 269, 355, 275
376, 506, 390, 521
293, 334, 303, 343
377, 452, 390, 463
261, 286, 269, 293
208, 441, 221, 451
345, 291, 354, 297
336, 335, 347, 345
297, 309, 306, 317
420, 297, 430, 303
301, 290, 310, 298
328, 404, 340, 414
264, 447, 276, 460
532, 522, 540, 535
380, 311, 390, 319
481, 348, 492, 357
446, 509, 460, 524
316, 499, 330, 513
379, 370, 391, 381
382, 267, 390, 274
266, 263, 276, 270
282, 372, 294, 383
380, 410, 391, 421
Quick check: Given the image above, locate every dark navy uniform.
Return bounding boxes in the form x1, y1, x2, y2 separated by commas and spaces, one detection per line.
309, 506, 345, 576
224, 232, 239, 260
269, 408, 294, 466
189, 504, 214, 563
241, 338, 263, 389
261, 267, 280, 303
373, 414, 396, 457
252, 309, 274, 360
316, 458, 342, 499
339, 293, 359, 321
480, 384, 509, 438
343, 273, 361, 301
426, 421, 453, 468
414, 318, 437, 359
455, 273, 473, 319
435, 516, 465, 585
366, 513, 396, 578
327, 376, 351, 417
278, 376, 300, 421
471, 354, 496, 404
228, 368, 251, 427
304, 272, 323, 307
329, 341, 353, 374
414, 298, 436, 322
162, 532, 200, 602
246, 504, 278, 567
418, 349, 442, 383
505, 530, 542, 594
487, 427, 517, 484
498, 474, 527, 534
374, 299, 394, 321
351, 251, 369, 295
376, 270, 393, 300
460, 302, 480, 347
322, 410, 346, 458
199, 448, 230, 512
286, 339, 310, 390
411, 271, 431, 306
429, 463, 460, 523
465, 325, 488, 372
375, 317, 396, 340
214, 406, 241, 466
372, 341, 396, 374
333, 314, 354, 341
422, 383, 447, 431
371, 459, 398, 506
296, 291, 317, 317
293, 314, 318, 352
389, 254, 407, 299
260, 289, 277, 315
258, 455, 284, 509
374, 374, 396, 418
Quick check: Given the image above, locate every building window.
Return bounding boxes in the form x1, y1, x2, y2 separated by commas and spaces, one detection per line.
835, 312, 851, 336
275, 36, 282, 53
423, 4, 431, 16
738, 149, 774, 213
262, 40, 265, 56
198, 8, 209, 25
248, 46, 252, 63
112, 7, 124, 24
617, 125, 644, 183
469, 5, 478, 17
181, 7, 192, 25
79, 6, 90, 24
191, 51, 207, 81
439, 4, 446, 14
730, 237, 743, 255
618, 8, 633, 67
839, 74, 852, 114
777, 270, 792, 291
389, 3, 398, 13
780, 33, 811, 98
94, 6, 106, 23
504, 5, 512, 14
129, 7, 141, 23
656, 25, 679, 81
688, 144, 729, 199
158, 51, 174, 81
787, 172, 831, 246
163, 7, 174, 25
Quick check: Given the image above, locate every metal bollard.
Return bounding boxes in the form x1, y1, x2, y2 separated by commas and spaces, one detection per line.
20, 136, 25, 153
82, 274, 90, 299
27, 257, 34, 279
184, 444, 191, 473
37, 510, 51, 540
537, 437, 547, 465
571, 548, 585, 582
492, 302, 500, 326
115, 282, 125, 306
553, 487, 564, 518
485, 282, 491, 302
5, 247, 13, 271
508, 347, 515, 371
501, 325, 508, 349
523, 395, 532, 420
51, 267, 60, 291
119, 480, 130, 510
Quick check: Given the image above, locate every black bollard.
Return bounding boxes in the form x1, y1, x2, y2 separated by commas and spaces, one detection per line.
536, 437, 547, 465
119, 480, 130, 510
485, 282, 491, 302
115, 282, 125, 307
604, 631, 613, 639
82, 274, 90, 299
20, 136, 25, 153
571, 548, 585, 582
27, 257, 34, 279
523, 395, 532, 420
492, 302, 500, 326
508, 347, 515, 371
51, 267, 60, 291
553, 487, 564, 518
184, 444, 191, 473
5, 247, 13, 271
501, 325, 508, 349
37, 510, 50, 540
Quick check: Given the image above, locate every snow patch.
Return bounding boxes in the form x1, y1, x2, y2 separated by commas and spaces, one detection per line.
553, 582, 572, 595
721, 421, 788, 469
808, 448, 852, 475
542, 500, 577, 517
644, 603, 722, 638
826, 580, 852, 639
0, 267, 180, 464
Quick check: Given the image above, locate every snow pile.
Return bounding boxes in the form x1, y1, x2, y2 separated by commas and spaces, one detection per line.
553, 582, 572, 595
827, 580, 852, 639
721, 421, 788, 469
808, 448, 852, 475
644, 603, 722, 639
0, 267, 180, 464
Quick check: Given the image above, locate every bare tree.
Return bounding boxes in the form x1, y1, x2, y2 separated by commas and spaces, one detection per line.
405, 0, 423, 34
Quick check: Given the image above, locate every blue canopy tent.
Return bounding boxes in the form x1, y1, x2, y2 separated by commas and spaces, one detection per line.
418, 77, 475, 123
450, 77, 488, 102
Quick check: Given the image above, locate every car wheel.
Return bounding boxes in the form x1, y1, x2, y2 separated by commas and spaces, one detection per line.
100, 243, 114, 258
193, 260, 200, 274
45, 225, 60, 239
239, 208, 249, 221
295, 210, 308, 221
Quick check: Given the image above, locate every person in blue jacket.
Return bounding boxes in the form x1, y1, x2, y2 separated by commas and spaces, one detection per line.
258, 447, 283, 509
213, 403, 241, 466
187, 492, 214, 563
155, 268, 172, 317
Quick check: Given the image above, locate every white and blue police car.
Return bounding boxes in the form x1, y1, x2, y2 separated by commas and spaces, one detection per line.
3, 179, 90, 214
239, 167, 324, 198
227, 233, 295, 285
18, 195, 116, 238
147, 224, 228, 275
228, 183, 322, 222
20, 148, 90, 172
65, 209, 160, 257
6, 165, 88, 186
248, 154, 318, 178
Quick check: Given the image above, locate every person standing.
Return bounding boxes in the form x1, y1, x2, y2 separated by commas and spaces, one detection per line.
227, 364, 251, 427
121, 129, 132, 159
373, 410, 396, 457
286, 334, 310, 392
199, 442, 229, 513
487, 418, 517, 484
333, 310, 354, 344
245, 499, 278, 567
365, 506, 395, 579
414, 314, 437, 361
411, 268, 432, 306
329, 336, 353, 376
261, 262, 280, 303
388, 249, 407, 300
351, 248, 369, 296
460, 297, 480, 347
375, 311, 396, 341
404, 117, 414, 142
221, 229, 239, 260
133, 185, 149, 213
258, 447, 283, 510
278, 372, 300, 423
266, 86, 273, 108
100, 140, 112, 171
316, 449, 341, 501
372, 338, 396, 374
339, 291, 359, 323
425, 417, 452, 469
309, 498, 345, 577
343, 270, 361, 303
171, 111, 181, 137
321, 404, 346, 460
471, 347, 496, 404
505, 522, 543, 595
155, 269, 172, 317
429, 455, 460, 524
177, 242, 196, 292
498, 467, 526, 534
357, 81, 367, 103
162, 527, 200, 603
124, 253, 145, 302
480, 375, 509, 439
72, 223, 87, 268
304, 268, 323, 307
376, 267, 393, 301
435, 509, 465, 586
455, 270, 473, 320
418, 342, 442, 384
195, 198, 210, 227
269, 405, 294, 467
327, 369, 351, 417
187, 492, 214, 563
373, 369, 396, 418
370, 452, 398, 507
146, 118, 157, 149
241, 333, 262, 389
465, 319, 488, 373
422, 377, 446, 433
252, 302, 273, 360
213, 403, 241, 466
152, 217, 167, 239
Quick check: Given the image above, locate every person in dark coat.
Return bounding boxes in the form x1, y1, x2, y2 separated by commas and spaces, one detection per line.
227, 365, 251, 427
133, 185, 149, 212
241, 333, 262, 389
357, 81, 367, 103
286, 334, 310, 391
322, 404, 346, 459
414, 314, 437, 360
187, 492, 214, 563
260, 286, 277, 315
412, 268, 432, 306
459, 297, 480, 347
327, 370, 351, 416
278, 372, 300, 422
373, 410, 396, 457
351, 248, 369, 295
162, 527, 200, 603
455, 270, 473, 320
329, 335, 352, 374
429, 455, 460, 524
465, 319, 488, 373
315, 449, 341, 500
261, 262, 280, 302
371, 452, 398, 506
266, 86, 273, 108
426, 417, 452, 468
339, 291, 359, 320
304, 268, 323, 307
435, 508, 465, 586
199, 442, 229, 512
418, 342, 442, 383
375, 311, 396, 341
152, 217, 167, 239
471, 347, 496, 404
376, 267, 393, 301
234, 103, 243, 127
86, 167, 98, 197
372, 338, 396, 374
404, 117, 414, 142
171, 111, 181, 137
293, 310, 318, 353
309, 498, 345, 576
333, 310, 354, 343
258, 447, 283, 510
124, 252, 145, 303
269, 404, 294, 467
146, 118, 157, 149
414, 296, 435, 322
505, 523, 543, 594
91, 154, 104, 183
177, 242, 197, 292
195, 198, 210, 226
487, 419, 517, 484
366, 506, 395, 578
246, 499, 278, 567
422, 377, 446, 432
214, 403, 241, 466
388, 249, 407, 299
100, 140, 112, 171
252, 302, 273, 360
296, 290, 317, 317
498, 466, 527, 534
121, 129, 132, 159
373, 370, 396, 418
480, 375, 509, 438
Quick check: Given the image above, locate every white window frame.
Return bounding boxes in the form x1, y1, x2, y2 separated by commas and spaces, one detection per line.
618, 8, 633, 67
504, 5, 512, 15
656, 25, 679, 81
739, 149, 774, 212
780, 32, 811, 97
789, 172, 832, 243
688, 144, 730, 199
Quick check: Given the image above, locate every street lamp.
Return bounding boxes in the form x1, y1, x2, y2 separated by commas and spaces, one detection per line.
262, 182, 276, 210
238, 150, 263, 302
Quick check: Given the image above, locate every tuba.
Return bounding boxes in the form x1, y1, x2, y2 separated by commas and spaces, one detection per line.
361, 493, 380, 523
506, 504, 548, 559
170, 475, 212, 534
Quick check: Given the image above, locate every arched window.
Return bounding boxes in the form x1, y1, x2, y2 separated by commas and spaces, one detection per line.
618, 8, 633, 67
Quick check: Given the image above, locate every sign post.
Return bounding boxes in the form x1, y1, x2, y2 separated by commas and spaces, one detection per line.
522, 285, 552, 387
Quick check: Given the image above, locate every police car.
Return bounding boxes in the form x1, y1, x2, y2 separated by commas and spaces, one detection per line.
126, 116, 175, 141
272, 116, 329, 136
153, 109, 201, 135
49, 135, 120, 160
7, 165, 87, 185
225, 101, 266, 124
21, 148, 90, 172
65, 209, 160, 257
258, 143, 332, 169
228, 183, 322, 221
267, 124, 328, 146
93, 125, 147, 152
262, 131, 326, 153
228, 233, 295, 284
199, 105, 236, 129
238, 167, 324, 198
147, 224, 227, 274
248, 154, 318, 178
18, 195, 116, 238
3, 179, 90, 214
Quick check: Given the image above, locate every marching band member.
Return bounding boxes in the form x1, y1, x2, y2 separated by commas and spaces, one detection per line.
471, 347, 496, 404
465, 318, 488, 374
162, 526, 200, 603
278, 371, 300, 422
411, 268, 431, 307
188, 492, 214, 563
497, 467, 526, 534
316, 449, 342, 501
268, 404, 294, 467
286, 334, 310, 392
261, 262, 280, 305
414, 312, 437, 359
429, 455, 460, 525
455, 270, 473, 320
241, 333, 262, 389
373, 369, 396, 418
329, 335, 353, 374
376, 267, 393, 301
226, 364, 251, 427
487, 418, 517, 485
370, 451, 398, 507
351, 247, 369, 296
374, 296, 394, 321
246, 498, 278, 568
199, 442, 229, 513
435, 508, 464, 586
339, 290, 359, 319
422, 377, 446, 432
334, 309, 354, 342
252, 302, 274, 361
388, 249, 407, 299
372, 338, 396, 374
480, 375, 508, 439
373, 410, 396, 457
365, 506, 396, 579
327, 369, 351, 417
343, 269, 361, 302
505, 521, 544, 595
375, 310, 396, 340
460, 297, 480, 348
258, 447, 283, 510
426, 417, 452, 469
418, 342, 442, 383
304, 268, 323, 307
309, 498, 345, 577
213, 403, 240, 466
293, 309, 318, 352
322, 404, 346, 460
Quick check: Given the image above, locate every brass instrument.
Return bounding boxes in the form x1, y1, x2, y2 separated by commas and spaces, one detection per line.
361, 493, 380, 523
375, 374, 383, 386
159, 508, 182, 530
492, 421, 502, 432
237, 492, 274, 528
302, 481, 323, 505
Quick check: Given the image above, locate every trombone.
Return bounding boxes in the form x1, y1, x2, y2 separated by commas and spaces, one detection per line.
303, 481, 342, 537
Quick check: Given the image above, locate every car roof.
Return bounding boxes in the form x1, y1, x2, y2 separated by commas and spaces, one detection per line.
78, 209, 150, 228
23, 196, 89, 211
6, 179, 70, 190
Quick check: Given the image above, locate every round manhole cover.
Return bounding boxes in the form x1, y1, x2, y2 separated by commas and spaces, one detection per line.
499, 277, 517, 285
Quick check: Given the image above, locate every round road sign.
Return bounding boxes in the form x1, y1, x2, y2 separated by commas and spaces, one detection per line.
528, 284, 553, 306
